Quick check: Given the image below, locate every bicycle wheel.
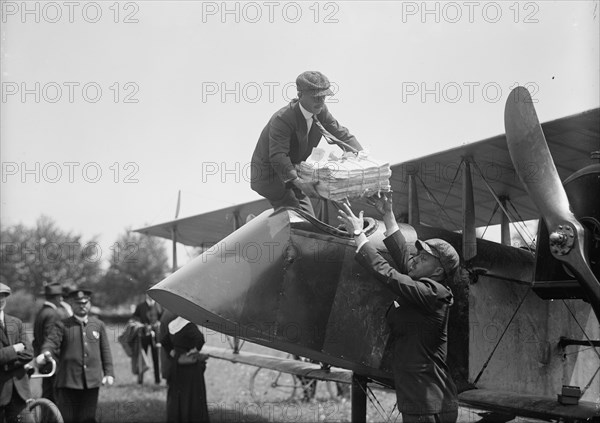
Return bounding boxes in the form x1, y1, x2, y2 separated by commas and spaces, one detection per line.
250, 368, 298, 402
27, 398, 64, 423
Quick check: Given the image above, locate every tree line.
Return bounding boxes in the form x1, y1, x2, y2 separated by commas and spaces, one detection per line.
0, 215, 169, 321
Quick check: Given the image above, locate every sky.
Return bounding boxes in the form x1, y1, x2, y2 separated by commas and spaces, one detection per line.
1, 0, 599, 267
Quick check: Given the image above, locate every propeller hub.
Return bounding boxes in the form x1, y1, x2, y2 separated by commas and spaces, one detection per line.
549, 224, 575, 256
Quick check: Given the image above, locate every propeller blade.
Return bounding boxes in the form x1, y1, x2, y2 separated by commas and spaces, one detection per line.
504, 87, 572, 224
504, 87, 600, 316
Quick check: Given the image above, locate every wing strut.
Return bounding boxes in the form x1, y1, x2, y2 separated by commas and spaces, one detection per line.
462, 159, 477, 260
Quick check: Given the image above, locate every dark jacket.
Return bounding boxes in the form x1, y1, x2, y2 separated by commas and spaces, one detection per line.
42, 315, 114, 390
132, 301, 163, 325
0, 314, 33, 405
33, 303, 62, 355
250, 99, 361, 201
355, 230, 458, 414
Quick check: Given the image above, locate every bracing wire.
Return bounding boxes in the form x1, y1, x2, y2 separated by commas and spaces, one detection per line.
479, 202, 500, 240
473, 288, 531, 385
507, 199, 537, 249
471, 161, 536, 253
416, 174, 460, 231
561, 300, 600, 395
440, 158, 464, 210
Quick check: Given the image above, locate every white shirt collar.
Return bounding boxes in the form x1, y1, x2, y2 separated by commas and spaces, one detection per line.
44, 301, 58, 310
298, 102, 314, 120
0, 310, 4, 324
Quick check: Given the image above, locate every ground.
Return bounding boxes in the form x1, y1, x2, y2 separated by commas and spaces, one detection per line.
29, 323, 544, 423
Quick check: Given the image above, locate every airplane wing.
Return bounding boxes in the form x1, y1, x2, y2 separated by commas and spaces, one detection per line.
134, 198, 271, 247
202, 345, 354, 385
135, 108, 598, 246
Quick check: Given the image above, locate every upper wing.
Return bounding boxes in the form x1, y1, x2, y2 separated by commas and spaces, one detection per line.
134, 198, 270, 247
135, 108, 599, 245
360, 107, 599, 231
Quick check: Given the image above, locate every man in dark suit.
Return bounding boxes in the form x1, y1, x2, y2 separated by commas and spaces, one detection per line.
132, 294, 163, 384
37, 287, 114, 423
32, 282, 65, 404
0, 283, 35, 423
338, 194, 460, 423
250, 71, 362, 216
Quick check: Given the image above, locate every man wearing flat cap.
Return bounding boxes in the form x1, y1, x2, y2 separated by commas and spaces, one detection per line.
37, 287, 114, 423
0, 283, 35, 423
33, 282, 67, 406
250, 70, 363, 216
338, 194, 460, 423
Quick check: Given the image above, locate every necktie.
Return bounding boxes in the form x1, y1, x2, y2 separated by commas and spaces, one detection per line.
312, 116, 359, 154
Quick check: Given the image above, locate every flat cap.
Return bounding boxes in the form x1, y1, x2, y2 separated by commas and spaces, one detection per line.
0, 283, 11, 296
296, 71, 333, 97
415, 238, 460, 278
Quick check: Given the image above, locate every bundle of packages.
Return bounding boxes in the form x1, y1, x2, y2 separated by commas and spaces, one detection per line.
296, 148, 392, 201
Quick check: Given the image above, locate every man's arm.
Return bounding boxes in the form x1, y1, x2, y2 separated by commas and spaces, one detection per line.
0, 345, 18, 364
383, 231, 411, 273
40, 319, 65, 360
320, 106, 362, 152
14, 318, 33, 364
268, 116, 297, 183
356, 242, 438, 311
99, 322, 114, 378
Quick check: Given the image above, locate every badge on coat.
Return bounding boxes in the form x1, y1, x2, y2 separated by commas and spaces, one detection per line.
92, 330, 100, 339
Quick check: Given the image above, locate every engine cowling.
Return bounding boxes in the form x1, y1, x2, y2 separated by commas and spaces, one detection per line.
533, 164, 600, 300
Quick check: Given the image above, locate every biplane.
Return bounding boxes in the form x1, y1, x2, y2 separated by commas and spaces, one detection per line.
135, 87, 600, 422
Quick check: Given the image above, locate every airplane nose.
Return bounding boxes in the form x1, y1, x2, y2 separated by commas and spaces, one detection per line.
149, 208, 399, 379
150, 209, 290, 332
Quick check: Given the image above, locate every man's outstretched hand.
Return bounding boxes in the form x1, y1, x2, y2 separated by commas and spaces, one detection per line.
293, 176, 320, 198
366, 191, 393, 217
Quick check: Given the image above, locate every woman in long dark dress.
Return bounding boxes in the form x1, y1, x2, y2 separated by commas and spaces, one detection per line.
161, 316, 210, 423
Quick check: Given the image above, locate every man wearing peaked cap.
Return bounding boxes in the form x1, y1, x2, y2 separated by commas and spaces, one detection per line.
37, 284, 114, 423
33, 282, 68, 407
67, 288, 92, 300
338, 193, 459, 423
250, 70, 363, 216
1, 282, 35, 423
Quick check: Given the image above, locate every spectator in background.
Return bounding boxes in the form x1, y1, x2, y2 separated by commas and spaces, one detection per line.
161, 315, 209, 423
33, 282, 65, 405
132, 293, 163, 384
158, 308, 177, 383
37, 287, 114, 423
0, 282, 35, 423
59, 286, 73, 318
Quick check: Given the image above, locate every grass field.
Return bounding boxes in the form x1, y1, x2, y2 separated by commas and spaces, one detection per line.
29, 323, 540, 423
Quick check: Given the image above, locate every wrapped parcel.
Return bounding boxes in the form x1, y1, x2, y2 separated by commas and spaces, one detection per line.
296, 149, 392, 201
